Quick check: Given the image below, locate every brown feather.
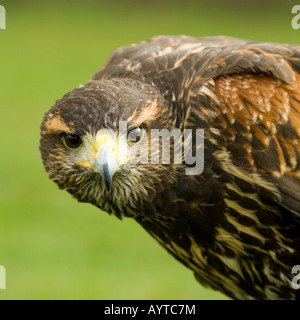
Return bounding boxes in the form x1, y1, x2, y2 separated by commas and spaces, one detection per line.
41, 36, 300, 300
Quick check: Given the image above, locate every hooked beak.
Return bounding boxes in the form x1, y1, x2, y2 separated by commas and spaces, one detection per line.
77, 131, 134, 191
94, 145, 118, 192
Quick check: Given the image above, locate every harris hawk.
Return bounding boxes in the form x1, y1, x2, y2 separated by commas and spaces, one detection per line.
40, 36, 300, 300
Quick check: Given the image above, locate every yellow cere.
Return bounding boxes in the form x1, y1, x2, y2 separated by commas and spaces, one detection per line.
94, 133, 114, 154
77, 161, 93, 168
77, 132, 136, 169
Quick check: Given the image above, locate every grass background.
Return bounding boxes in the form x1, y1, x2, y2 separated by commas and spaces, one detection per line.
0, 0, 299, 300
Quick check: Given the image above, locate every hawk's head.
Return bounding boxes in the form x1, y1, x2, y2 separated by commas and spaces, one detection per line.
40, 79, 178, 218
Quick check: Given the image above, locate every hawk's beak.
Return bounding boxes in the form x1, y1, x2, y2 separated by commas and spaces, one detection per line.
93, 133, 118, 192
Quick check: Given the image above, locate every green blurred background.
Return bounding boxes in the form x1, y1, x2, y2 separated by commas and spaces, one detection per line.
0, 0, 299, 300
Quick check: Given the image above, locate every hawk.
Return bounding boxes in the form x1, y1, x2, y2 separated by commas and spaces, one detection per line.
40, 36, 300, 300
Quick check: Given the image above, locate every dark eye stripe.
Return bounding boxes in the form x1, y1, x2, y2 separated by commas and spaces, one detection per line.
63, 134, 83, 149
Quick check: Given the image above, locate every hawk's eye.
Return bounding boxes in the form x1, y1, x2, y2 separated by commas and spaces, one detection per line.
63, 134, 82, 149
127, 127, 144, 145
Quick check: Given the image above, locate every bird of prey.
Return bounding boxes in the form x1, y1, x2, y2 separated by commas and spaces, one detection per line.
40, 36, 300, 300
